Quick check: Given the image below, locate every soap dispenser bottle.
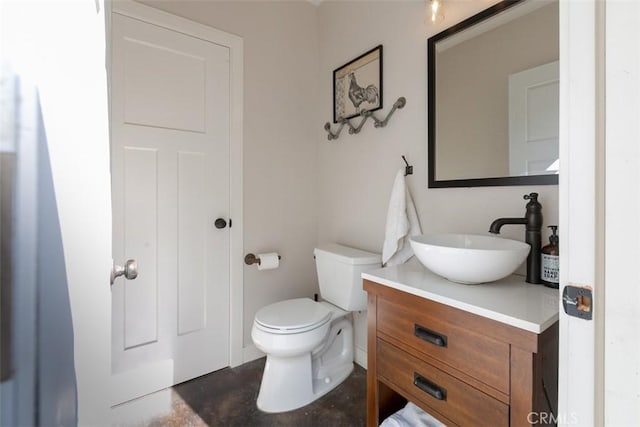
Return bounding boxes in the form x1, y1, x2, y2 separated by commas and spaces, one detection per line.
541, 226, 559, 288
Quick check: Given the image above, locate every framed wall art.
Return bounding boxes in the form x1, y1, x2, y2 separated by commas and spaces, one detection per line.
333, 45, 383, 123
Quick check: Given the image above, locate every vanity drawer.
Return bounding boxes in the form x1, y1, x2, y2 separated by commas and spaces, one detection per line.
377, 339, 508, 427
377, 296, 510, 393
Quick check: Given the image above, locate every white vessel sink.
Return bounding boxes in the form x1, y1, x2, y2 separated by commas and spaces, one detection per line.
409, 233, 530, 284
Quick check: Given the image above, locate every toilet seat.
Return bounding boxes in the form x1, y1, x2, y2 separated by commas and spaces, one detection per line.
254, 298, 332, 334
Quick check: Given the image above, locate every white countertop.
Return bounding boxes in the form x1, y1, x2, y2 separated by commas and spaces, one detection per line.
362, 259, 559, 334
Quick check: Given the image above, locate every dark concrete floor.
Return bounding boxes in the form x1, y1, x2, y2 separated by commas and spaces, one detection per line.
147, 357, 367, 427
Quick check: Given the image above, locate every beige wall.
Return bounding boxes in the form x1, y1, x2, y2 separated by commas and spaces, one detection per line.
140, 0, 560, 362
140, 0, 321, 350
436, 2, 559, 180
316, 0, 538, 251
316, 0, 559, 358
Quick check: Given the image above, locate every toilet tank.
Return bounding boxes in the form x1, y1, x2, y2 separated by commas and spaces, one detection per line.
314, 243, 381, 311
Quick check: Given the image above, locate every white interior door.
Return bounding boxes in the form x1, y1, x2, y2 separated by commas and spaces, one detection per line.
110, 11, 231, 405
508, 61, 559, 176
604, 1, 640, 424
559, 1, 600, 425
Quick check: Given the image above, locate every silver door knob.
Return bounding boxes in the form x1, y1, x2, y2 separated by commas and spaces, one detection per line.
111, 259, 138, 285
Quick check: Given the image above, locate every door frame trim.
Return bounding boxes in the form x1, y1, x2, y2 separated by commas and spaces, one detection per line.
109, 0, 244, 369
558, 0, 603, 424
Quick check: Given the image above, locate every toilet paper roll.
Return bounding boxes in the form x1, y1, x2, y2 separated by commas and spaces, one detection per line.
257, 252, 280, 271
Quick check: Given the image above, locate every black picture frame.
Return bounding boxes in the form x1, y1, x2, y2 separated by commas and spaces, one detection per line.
333, 45, 383, 124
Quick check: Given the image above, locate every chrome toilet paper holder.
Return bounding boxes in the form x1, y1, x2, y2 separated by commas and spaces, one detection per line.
245, 253, 282, 266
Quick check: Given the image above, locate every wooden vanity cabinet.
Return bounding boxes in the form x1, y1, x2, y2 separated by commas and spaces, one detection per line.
364, 279, 558, 427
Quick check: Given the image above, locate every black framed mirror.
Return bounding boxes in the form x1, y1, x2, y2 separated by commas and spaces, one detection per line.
428, 0, 559, 188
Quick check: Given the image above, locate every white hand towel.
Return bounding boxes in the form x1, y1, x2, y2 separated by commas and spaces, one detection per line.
380, 402, 445, 427
382, 168, 422, 267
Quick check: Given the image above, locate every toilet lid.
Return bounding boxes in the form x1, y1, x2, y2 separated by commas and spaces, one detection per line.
254, 298, 332, 332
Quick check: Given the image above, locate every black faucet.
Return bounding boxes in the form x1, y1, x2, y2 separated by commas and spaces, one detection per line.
489, 193, 543, 284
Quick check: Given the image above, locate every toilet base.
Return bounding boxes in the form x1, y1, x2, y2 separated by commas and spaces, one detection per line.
256, 316, 354, 413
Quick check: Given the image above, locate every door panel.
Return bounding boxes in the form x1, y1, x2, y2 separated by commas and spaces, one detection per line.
177, 152, 207, 336
111, 12, 230, 404
508, 61, 559, 176
122, 38, 207, 132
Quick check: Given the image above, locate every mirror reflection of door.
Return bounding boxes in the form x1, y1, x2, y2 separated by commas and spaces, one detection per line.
508, 61, 559, 176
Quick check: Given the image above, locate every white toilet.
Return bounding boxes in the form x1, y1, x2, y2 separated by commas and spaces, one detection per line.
251, 243, 381, 413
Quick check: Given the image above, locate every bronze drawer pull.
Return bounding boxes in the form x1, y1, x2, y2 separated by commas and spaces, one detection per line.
414, 324, 447, 347
414, 373, 447, 401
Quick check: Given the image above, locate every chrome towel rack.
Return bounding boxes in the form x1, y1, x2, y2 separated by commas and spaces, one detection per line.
324, 97, 406, 141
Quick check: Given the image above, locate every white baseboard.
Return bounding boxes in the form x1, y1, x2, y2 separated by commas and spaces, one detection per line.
242, 344, 265, 364
355, 346, 367, 370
